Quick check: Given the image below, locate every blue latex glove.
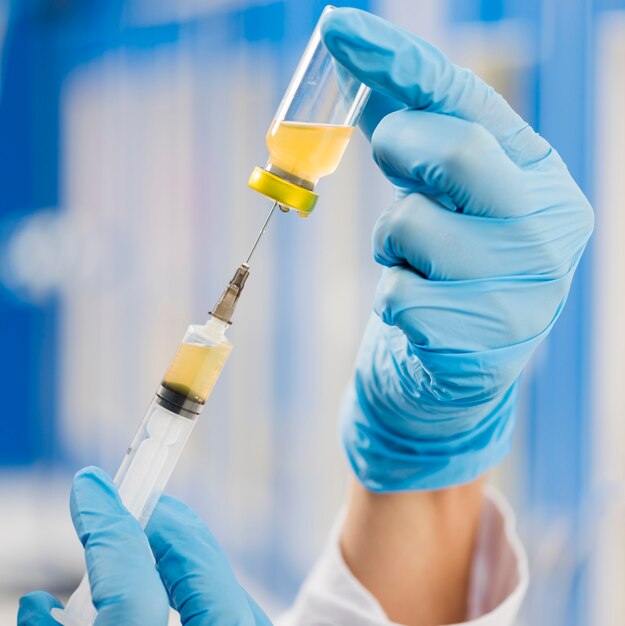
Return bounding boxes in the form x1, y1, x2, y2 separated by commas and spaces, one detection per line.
321, 9, 594, 491
18, 467, 271, 626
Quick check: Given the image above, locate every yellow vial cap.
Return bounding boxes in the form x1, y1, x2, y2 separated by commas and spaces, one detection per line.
248, 166, 318, 215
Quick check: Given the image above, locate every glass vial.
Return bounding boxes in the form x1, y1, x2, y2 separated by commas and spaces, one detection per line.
248, 5, 371, 216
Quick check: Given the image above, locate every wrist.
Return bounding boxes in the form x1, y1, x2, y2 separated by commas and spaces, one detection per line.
340, 476, 487, 626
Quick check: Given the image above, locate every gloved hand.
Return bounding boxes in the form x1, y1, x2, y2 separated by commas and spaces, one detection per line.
17, 467, 271, 626
321, 9, 594, 491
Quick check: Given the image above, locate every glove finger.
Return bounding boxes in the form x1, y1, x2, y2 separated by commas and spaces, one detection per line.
373, 266, 571, 352
18, 591, 63, 625
70, 467, 169, 626
372, 193, 587, 281
146, 494, 271, 626
321, 8, 550, 167
371, 109, 532, 217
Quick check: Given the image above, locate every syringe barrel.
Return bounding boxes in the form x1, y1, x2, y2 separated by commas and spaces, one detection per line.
51, 402, 198, 626
52, 318, 232, 626
114, 399, 198, 525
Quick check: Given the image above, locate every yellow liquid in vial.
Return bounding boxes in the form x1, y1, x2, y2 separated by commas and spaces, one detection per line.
162, 342, 231, 404
266, 121, 354, 183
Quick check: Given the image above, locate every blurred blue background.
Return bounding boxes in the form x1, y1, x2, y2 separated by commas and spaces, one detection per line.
1, 1, 625, 624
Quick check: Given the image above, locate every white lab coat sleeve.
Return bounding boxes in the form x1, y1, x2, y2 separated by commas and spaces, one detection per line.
275, 488, 528, 626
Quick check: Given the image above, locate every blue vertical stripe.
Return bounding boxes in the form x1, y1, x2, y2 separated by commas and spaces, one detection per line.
446, 0, 598, 622
523, 0, 595, 624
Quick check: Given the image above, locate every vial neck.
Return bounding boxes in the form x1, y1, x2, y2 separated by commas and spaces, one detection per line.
265, 163, 316, 190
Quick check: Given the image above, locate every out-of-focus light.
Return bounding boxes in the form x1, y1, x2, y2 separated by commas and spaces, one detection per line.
127, 0, 277, 27
0, 208, 115, 303
1, 208, 133, 303
0, 210, 77, 301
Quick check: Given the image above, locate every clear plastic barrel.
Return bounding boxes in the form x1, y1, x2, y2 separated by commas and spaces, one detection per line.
52, 318, 232, 626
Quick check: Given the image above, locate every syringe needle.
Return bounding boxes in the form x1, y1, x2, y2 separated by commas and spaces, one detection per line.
210, 202, 278, 325
245, 202, 277, 266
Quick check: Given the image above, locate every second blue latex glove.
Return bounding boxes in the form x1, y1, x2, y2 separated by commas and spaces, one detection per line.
321, 9, 594, 491
18, 467, 271, 626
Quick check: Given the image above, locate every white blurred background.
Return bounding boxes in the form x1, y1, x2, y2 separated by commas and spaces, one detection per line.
0, 1, 623, 625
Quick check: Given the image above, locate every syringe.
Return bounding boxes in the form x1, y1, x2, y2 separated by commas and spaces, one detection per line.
52, 202, 277, 626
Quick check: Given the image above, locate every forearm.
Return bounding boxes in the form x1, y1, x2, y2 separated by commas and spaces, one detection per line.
340, 476, 486, 626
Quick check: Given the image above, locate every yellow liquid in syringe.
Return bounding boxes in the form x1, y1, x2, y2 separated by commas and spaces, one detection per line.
162, 342, 232, 404
266, 121, 354, 184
